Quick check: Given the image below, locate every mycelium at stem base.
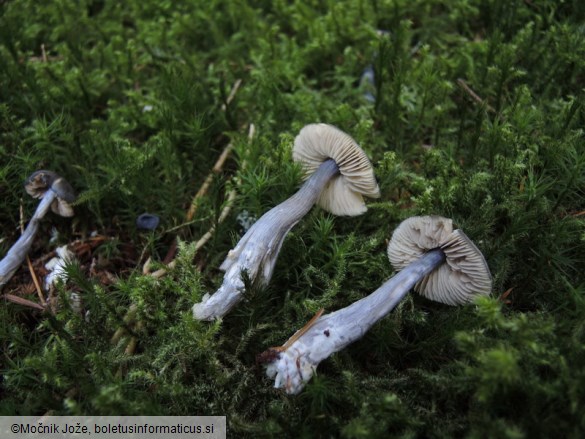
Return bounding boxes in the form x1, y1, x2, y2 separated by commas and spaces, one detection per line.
192, 159, 340, 321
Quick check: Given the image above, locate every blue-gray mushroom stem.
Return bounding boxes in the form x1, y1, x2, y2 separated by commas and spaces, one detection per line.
193, 159, 340, 320
0, 192, 58, 288
265, 248, 446, 394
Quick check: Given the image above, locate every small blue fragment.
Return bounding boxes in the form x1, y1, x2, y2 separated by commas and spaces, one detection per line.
359, 64, 376, 103
136, 213, 160, 230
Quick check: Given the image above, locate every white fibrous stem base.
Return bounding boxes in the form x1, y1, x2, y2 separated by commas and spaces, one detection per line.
44, 245, 76, 290
265, 249, 445, 394
192, 160, 339, 321
0, 192, 57, 288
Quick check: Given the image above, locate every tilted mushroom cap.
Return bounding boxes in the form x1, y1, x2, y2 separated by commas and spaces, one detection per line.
387, 215, 492, 305
25, 170, 76, 217
292, 124, 380, 216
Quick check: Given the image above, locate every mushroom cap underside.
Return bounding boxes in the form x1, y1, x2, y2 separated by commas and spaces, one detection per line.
387, 215, 492, 305
293, 123, 380, 216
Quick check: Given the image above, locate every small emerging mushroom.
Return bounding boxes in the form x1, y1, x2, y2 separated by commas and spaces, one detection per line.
136, 213, 160, 230
193, 124, 380, 320
0, 170, 76, 288
261, 215, 492, 394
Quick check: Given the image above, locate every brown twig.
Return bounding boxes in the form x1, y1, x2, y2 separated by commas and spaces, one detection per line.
115, 121, 252, 355
19, 199, 46, 307
186, 78, 242, 221
150, 190, 238, 278
142, 142, 235, 276
110, 303, 138, 345
113, 81, 247, 357
27, 44, 63, 63
498, 287, 514, 305
124, 336, 138, 355
2, 294, 45, 311
41, 44, 48, 63
186, 141, 234, 221
142, 257, 152, 275
221, 78, 243, 112
26, 256, 46, 307
257, 309, 325, 364
558, 209, 585, 219
457, 78, 497, 114
149, 123, 254, 278
140, 77, 243, 273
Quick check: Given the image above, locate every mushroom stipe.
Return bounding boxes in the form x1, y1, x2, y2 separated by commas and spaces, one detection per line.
262, 216, 491, 394
193, 124, 380, 321
0, 171, 76, 289
193, 158, 341, 320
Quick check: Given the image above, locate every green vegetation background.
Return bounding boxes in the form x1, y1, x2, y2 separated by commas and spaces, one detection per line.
1, 0, 584, 437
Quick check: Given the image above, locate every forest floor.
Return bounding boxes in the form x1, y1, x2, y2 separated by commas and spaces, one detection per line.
1, 1, 584, 437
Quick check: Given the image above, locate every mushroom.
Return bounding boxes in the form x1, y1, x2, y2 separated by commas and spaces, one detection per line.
386, 215, 492, 305
260, 215, 492, 394
136, 213, 160, 230
0, 170, 76, 288
193, 124, 380, 320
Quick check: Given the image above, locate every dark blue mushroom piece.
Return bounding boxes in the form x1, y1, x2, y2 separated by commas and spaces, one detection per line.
136, 213, 160, 230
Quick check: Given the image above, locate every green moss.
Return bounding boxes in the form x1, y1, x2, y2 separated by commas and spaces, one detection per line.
1, 0, 584, 437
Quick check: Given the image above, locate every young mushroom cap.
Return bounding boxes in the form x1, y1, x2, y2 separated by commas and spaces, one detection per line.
25, 170, 76, 217
293, 123, 380, 216
387, 215, 492, 305
136, 213, 161, 230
